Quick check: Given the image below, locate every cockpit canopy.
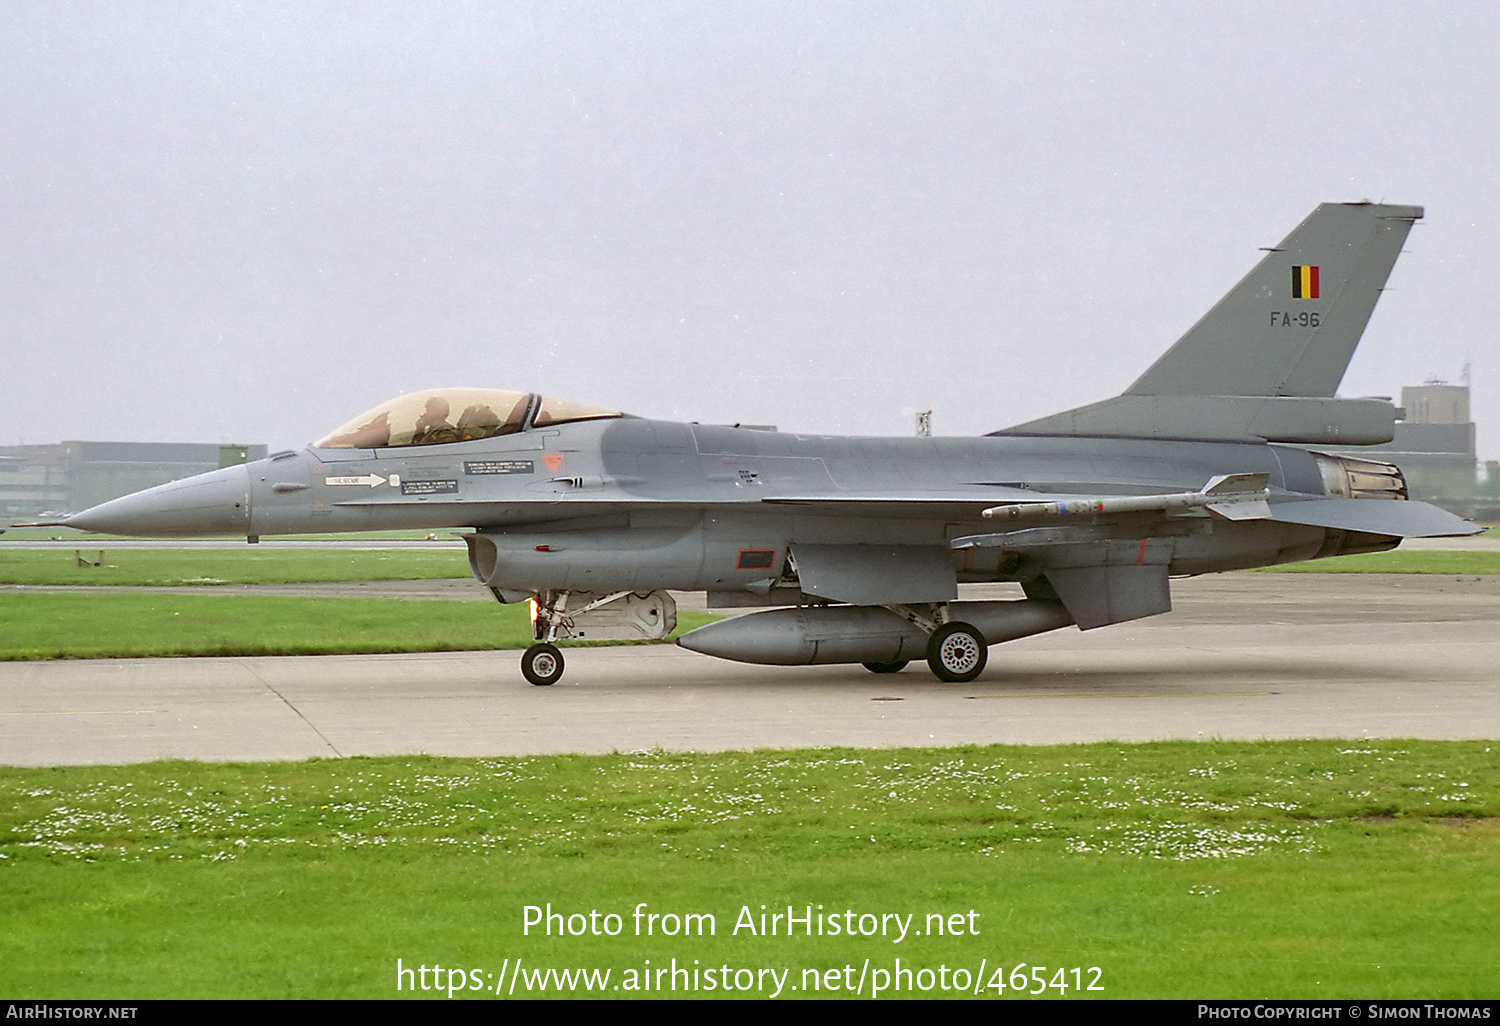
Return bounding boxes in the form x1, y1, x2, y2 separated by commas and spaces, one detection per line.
314, 388, 622, 449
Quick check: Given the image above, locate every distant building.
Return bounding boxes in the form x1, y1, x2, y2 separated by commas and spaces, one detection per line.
1470, 454, 1500, 523
0, 441, 266, 521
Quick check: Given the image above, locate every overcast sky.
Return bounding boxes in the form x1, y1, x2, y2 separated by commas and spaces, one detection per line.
3, 1, 1496, 458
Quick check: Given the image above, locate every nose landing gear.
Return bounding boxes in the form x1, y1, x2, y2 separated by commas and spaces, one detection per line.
519, 588, 678, 685
521, 643, 565, 686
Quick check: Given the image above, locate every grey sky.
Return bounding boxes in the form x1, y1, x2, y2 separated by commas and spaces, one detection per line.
2, 2, 1496, 457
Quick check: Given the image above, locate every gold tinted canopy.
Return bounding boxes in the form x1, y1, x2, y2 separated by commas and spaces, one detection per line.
314, 388, 621, 449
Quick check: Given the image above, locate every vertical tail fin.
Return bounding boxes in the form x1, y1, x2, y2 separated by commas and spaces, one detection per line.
1127, 202, 1422, 398
997, 202, 1422, 444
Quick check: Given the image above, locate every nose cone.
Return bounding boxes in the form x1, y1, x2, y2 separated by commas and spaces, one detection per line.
66, 464, 252, 537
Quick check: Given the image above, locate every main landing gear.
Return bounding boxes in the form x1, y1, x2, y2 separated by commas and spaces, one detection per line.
924, 622, 987, 683
864, 606, 990, 683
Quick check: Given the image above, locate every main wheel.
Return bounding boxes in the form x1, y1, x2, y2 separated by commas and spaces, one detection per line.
862, 660, 910, 674
521, 643, 565, 686
925, 622, 987, 683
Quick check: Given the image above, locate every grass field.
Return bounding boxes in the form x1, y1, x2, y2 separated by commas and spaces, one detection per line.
0, 526, 454, 541
3, 553, 1497, 662
1247, 549, 1500, 574
0, 547, 469, 585
2, 534, 1496, 661
2, 542, 1498, 589
0, 593, 720, 660
1, 740, 1494, 999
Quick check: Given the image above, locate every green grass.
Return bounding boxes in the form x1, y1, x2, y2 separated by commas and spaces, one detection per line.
1, 526, 457, 541
5, 546, 1497, 586
0, 594, 720, 660
1249, 550, 1500, 574
0, 741, 1495, 998
0, 547, 470, 585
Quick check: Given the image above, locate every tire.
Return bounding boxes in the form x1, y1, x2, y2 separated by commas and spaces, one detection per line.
521, 643, 565, 686
925, 622, 987, 683
862, 660, 910, 674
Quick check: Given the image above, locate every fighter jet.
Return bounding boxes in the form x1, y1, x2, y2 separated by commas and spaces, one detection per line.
52, 202, 1478, 685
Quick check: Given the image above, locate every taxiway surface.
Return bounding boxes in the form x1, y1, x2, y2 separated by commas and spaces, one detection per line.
3, 574, 1498, 766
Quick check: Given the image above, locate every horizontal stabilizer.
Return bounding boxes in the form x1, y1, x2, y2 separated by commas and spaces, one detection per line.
1270, 498, 1480, 538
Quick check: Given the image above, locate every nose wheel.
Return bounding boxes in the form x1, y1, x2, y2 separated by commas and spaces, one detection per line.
521, 643, 565, 686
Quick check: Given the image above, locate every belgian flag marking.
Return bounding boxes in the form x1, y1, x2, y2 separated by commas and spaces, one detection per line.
1292, 265, 1320, 299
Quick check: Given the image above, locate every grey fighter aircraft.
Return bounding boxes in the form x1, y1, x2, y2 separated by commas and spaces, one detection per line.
51, 202, 1479, 685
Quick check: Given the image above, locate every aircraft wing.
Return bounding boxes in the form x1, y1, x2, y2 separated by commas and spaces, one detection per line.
763, 483, 1479, 539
